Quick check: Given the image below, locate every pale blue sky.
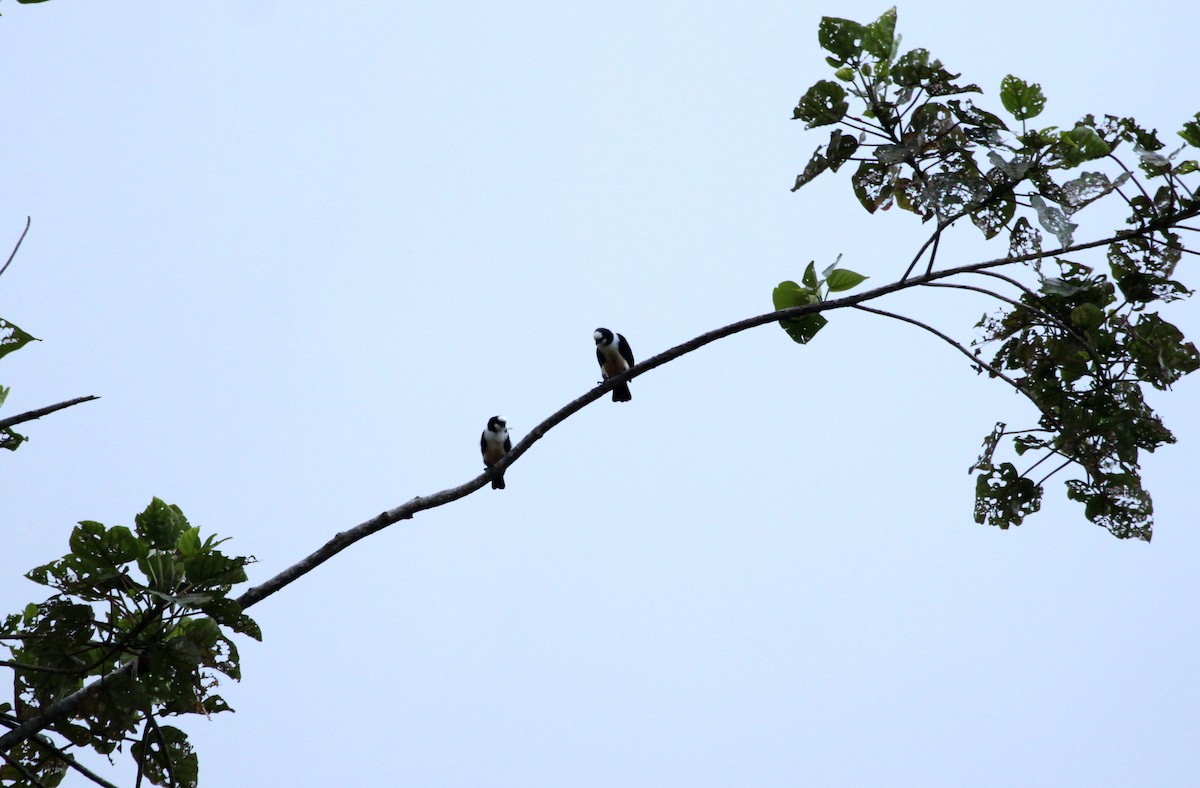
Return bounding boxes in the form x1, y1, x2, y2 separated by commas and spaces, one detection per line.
3, 2, 1200, 785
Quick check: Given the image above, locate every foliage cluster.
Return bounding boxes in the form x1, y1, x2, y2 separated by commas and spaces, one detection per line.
1, 501, 256, 787
786, 7, 1199, 540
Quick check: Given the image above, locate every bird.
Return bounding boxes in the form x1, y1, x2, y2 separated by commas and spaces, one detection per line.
594, 328, 635, 402
480, 416, 512, 490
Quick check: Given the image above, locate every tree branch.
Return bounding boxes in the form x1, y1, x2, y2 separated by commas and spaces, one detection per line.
2, 215, 1192, 755
849, 303, 1037, 405
0, 216, 31, 281
0, 396, 100, 431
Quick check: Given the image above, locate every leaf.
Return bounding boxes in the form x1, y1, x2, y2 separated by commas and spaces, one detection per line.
1000, 75, 1046, 121
1126, 313, 1200, 390
974, 463, 1042, 528
791, 146, 829, 192
970, 192, 1016, 239
851, 161, 894, 213
1058, 124, 1111, 167
790, 129, 862, 192
1066, 474, 1153, 541
131, 725, 199, 788
948, 100, 1010, 133
987, 151, 1033, 181
817, 16, 865, 64
793, 80, 849, 128
772, 281, 827, 345
969, 422, 1006, 474
1177, 112, 1200, 148
862, 7, 898, 61
0, 318, 39, 361
200, 598, 263, 642
1, 426, 27, 451
825, 268, 868, 292
177, 527, 202, 557
801, 262, 819, 289
135, 498, 191, 550
1061, 171, 1129, 214
1029, 195, 1077, 248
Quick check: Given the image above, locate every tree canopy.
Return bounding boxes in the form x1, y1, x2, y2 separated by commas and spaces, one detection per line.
2, 6, 1198, 787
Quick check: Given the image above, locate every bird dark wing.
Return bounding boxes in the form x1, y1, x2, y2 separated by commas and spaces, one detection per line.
596, 346, 606, 368
617, 334, 635, 367
503, 436, 512, 453
480, 431, 488, 456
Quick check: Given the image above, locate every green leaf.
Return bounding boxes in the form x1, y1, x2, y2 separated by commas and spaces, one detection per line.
817, 16, 865, 64
791, 129, 859, 192
183, 551, 249, 588
970, 192, 1016, 239
0, 318, 39, 361
1069, 303, 1104, 330
1066, 474, 1153, 541
969, 422, 1006, 473
974, 463, 1042, 528
801, 262, 819, 289
862, 7, 897, 61
1126, 313, 1200, 390
201, 598, 263, 642
177, 527, 202, 557
1058, 124, 1112, 167
1000, 75, 1046, 121
135, 498, 191, 550
793, 80, 849, 128
1, 426, 27, 451
1008, 217, 1042, 259
825, 268, 868, 292
1178, 113, 1200, 148
131, 725, 198, 788
772, 281, 827, 345
851, 161, 894, 213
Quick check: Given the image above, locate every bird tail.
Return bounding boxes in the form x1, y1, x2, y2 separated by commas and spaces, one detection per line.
612, 382, 632, 402
491, 474, 506, 490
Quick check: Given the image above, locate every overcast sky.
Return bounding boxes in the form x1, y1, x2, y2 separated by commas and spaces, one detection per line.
3, 2, 1200, 786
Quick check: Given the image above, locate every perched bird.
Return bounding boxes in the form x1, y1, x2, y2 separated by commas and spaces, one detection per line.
480, 416, 512, 490
594, 327, 635, 402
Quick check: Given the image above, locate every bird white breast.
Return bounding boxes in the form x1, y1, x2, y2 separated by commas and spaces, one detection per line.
598, 344, 628, 376
482, 428, 508, 463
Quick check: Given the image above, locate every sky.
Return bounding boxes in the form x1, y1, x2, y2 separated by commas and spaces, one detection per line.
3, 1, 1200, 786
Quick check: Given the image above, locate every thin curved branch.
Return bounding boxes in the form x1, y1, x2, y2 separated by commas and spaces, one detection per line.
0, 396, 100, 430
145, 713, 177, 788
0, 216, 31, 281
2, 214, 1194, 755
849, 303, 1038, 408
1035, 457, 1073, 487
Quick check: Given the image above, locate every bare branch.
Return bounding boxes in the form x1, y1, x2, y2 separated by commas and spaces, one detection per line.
3, 213, 1194, 755
849, 303, 1039, 410
0, 396, 100, 431
0, 216, 31, 281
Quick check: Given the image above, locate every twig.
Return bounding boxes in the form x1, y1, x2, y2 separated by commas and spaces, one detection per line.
0, 396, 100, 430
849, 303, 1040, 413
0, 216, 31, 281
1035, 457, 1074, 487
